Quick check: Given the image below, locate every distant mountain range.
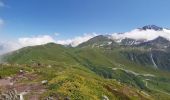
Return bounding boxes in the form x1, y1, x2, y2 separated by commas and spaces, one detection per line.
78, 25, 170, 48
78, 35, 170, 49
77, 25, 170, 71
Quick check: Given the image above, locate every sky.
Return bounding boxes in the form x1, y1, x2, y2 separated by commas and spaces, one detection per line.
0, 0, 170, 54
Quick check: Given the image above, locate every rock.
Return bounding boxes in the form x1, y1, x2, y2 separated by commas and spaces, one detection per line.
47, 65, 52, 68
19, 92, 28, 100
45, 96, 54, 100
20, 70, 23, 73
41, 80, 48, 85
7, 77, 12, 79
102, 95, 109, 100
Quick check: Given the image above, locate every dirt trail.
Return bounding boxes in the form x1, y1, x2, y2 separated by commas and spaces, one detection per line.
0, 78, 12, 86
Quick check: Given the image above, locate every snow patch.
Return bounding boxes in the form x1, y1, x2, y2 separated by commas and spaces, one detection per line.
150, 48, 158, 69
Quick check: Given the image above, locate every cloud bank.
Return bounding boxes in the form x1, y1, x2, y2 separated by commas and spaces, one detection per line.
0, 35, 56, 55
56, 33, 97, 47
110, 29, 170, 41
18, 35, 56, 47
2, 28, 170, 55
0, 33, 97, 55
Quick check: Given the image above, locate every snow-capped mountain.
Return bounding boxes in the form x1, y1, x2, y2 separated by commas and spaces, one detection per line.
138, 36, 170, 49
76, 26, 170, 71
78, 25, 170, 48
110, 25, 170, 42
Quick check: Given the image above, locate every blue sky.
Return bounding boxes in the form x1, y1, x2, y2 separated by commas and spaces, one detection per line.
0, 0, 170, 40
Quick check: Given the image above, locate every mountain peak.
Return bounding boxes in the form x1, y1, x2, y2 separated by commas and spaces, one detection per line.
140, 25, 163, 31
152, 36, 169, 43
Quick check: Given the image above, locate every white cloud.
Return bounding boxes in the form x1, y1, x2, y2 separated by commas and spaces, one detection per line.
0, 41, 20, 55
18, 35, 56, 47
0, 33, 97, 55
56, 33, 97, 47
0, 35, 56, 55
110, 29, 170, 41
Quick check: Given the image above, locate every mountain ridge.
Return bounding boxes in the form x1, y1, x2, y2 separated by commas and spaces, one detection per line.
1, 25, 170, 99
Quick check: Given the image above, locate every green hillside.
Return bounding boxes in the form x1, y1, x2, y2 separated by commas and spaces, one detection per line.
1, 43, 170, 100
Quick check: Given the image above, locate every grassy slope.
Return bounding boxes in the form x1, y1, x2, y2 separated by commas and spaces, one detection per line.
1, 43, 170, 99
72, 47, 170, 99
